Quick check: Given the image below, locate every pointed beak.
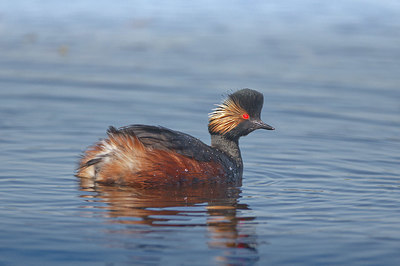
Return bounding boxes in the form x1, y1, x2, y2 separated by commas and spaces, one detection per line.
253, 119, 275, 130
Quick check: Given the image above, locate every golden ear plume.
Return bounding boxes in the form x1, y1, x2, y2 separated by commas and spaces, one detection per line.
208, 98, 247, 135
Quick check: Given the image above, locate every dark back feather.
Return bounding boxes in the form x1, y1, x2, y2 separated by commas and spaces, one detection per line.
114, 125, 223, 163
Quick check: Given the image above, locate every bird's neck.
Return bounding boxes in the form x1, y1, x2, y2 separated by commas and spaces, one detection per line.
211, 134, 243, 171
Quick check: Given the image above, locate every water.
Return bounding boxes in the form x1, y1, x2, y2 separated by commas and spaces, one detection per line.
1, 1, 400, 265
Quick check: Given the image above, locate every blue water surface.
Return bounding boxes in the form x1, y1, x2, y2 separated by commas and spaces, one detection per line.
0, 1, 399, 265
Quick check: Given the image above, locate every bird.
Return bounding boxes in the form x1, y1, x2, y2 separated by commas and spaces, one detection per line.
76, 89, 274, 187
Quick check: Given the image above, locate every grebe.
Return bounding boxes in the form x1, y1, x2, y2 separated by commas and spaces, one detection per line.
77, 89, 274, 186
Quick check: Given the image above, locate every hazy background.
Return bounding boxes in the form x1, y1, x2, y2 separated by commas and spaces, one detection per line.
1, 1, 399, 265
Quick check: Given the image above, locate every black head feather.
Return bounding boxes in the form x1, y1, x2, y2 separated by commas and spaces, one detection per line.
228, 89, 264, 118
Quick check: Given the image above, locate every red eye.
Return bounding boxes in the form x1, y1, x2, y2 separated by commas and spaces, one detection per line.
242, 113, 249, 119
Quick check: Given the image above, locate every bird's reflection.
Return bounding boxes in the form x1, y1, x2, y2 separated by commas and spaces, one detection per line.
80, 179, 258, 263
